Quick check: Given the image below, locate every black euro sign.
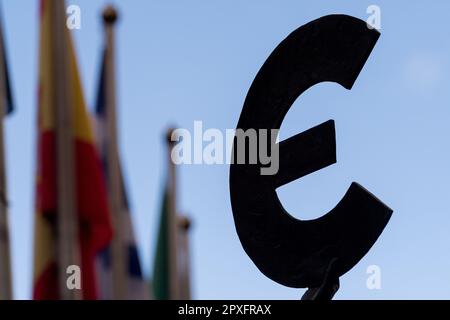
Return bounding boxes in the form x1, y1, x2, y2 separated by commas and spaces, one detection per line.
229, 15, 393, 292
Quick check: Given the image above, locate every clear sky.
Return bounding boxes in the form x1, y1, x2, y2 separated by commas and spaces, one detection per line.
4, 0, 450, 299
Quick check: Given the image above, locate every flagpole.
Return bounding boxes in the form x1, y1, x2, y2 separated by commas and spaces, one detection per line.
103, 5, 126, 299
51, 0, 81, 300
0, 7, 11, 299
177, 215, 191, 300
166, 128, 180, 299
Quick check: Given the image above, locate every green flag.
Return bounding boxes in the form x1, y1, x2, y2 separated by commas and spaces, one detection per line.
152, 131, 192, 300
152, 189, 170, 300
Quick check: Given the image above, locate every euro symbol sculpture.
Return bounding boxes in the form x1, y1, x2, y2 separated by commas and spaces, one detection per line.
229, 15, 393, 299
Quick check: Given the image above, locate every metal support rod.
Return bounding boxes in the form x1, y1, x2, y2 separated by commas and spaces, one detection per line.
301, 258, 340, 300
177, 215, 191, 300
103, 5, 126, 300
166, 129, 179, 300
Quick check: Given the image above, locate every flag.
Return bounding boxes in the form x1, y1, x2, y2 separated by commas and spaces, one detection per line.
0, 5, 13, 300
0, 5, 13, 115
152, 138, 192, 300
94, 50, 149, 300
33, 0, 113, 300
152, 188, 170, 300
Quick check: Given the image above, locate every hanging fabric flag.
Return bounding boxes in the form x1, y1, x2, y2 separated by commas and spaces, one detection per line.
152, 132, 192, 300
0, 4, 13, 116
0, 3, 14, 300
152, 188, 170, 300
94, 47, 149, 300
33, 0, 113, 300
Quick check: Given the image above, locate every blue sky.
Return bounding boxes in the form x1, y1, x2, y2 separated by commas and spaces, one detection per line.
4, 0, 450, 299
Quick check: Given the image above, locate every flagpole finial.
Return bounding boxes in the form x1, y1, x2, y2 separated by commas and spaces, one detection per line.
166, 127, 177, 145
178, 216, 192, 231
103, 5, 119, 25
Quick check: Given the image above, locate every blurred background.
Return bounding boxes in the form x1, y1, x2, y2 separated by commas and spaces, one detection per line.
4, 0, 450, 299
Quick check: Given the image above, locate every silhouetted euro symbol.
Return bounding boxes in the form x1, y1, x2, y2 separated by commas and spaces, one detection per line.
229, 15, 393, 290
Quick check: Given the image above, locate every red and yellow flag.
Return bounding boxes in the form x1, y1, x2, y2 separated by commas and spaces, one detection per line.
33, 0, 113, 300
